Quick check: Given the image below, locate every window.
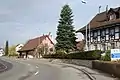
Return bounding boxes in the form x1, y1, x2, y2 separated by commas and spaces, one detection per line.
106, 29, 109, 34
101, 30, 105, 36
110, 29, 114, 35
50, 48, 53, 52
98, 30, 100, 35
106, 35, 109, 40
94, 32, 97, 37
110, 14, 116, 20
115, 27, 119, 32
94, 44, 97, 50
98, 36, 100, 41
91, 32, 93, 36
115, 33, 119, 39
91, 37, 93, 42
102, 44, 106, 51
111, 43, 115, 49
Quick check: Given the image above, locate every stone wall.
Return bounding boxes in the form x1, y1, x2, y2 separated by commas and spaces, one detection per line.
51, 59, 120, 78
92, 61, 120, 78
51, 59, 92, 68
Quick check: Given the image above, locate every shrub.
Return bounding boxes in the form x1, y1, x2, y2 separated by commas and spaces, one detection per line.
43, 50, 101, 60
43, 50, 67, 59
67, 50, 101, 60
101, 50, 111, 61
8, 54, 18, 57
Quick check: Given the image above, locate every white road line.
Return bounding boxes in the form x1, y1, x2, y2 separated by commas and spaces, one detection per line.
34, 71, 39, 75
0, 62, 8, 71
36, 66, 39, 68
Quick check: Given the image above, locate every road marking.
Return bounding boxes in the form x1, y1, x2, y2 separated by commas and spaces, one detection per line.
36, 66, 39, 68
0, 62, 8, 71
34, 71, 39, 75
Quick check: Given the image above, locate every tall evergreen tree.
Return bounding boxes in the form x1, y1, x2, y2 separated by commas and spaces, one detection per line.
5, 40, 9, 56
56, 4, 76, 52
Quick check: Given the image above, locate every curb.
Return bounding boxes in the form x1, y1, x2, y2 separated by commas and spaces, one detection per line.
51, 62, 95, 80
80, 69, 95, 80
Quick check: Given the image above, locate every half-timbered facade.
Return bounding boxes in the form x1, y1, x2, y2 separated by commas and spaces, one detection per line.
77, 7, 120, 51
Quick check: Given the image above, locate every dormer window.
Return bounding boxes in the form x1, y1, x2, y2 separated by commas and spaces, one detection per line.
109, 14, 116, 20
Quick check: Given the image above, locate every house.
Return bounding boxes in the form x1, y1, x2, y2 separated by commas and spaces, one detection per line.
76, 40, 85, 51
77, 7, 120, 51
18, 33, 54, 58
16, 44, 24, 54
0, 48, 4, 56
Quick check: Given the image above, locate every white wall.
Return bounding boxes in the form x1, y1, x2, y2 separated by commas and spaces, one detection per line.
16, 44, 24, 54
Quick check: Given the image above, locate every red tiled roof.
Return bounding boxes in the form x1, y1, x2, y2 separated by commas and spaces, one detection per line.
77, 7, 120, 32
18, 35, 54, 52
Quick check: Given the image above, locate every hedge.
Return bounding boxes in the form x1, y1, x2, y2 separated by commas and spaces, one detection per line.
43, 50, 101, 60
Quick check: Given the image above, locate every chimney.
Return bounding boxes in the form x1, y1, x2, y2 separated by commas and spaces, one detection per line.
48, 32, 51, 36
106, 5, 109, 21
48, 32, 52, 39
106, 5, 108, 13
99, 6, 101, 14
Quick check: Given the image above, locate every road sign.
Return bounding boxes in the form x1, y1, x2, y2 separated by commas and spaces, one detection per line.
111, 49, 120, 61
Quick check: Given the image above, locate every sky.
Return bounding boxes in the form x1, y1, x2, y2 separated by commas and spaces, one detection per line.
0, 0, 120, 47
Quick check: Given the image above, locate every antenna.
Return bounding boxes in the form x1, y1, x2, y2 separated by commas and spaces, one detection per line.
106, 5, 108, 21
99, 6, 102, 14
106, 5, 108, 12
48, 32, 51, 36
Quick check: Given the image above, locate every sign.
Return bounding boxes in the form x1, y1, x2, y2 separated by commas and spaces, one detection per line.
111, 49, 120, 61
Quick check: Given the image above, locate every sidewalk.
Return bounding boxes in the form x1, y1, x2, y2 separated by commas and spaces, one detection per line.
38, 59, 119, 80
5, 57, 120, 80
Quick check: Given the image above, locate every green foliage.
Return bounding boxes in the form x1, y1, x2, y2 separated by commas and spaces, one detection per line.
55, 4, 76, 52
43, 50, 101, 60
56, 50, 67, 54
8, 45, 18, 56
5, 40, 9, 56
101, 50, 111, 61
8, 54, 18, 56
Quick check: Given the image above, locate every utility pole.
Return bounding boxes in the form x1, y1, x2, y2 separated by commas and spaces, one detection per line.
99, 6, 102, 14
85, 25, 88, 51
88, 23, 90, 50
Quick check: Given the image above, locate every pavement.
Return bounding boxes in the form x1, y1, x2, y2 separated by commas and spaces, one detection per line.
0, 57, 119, 80
0, 57, 90, 80
0, 58, 12, 73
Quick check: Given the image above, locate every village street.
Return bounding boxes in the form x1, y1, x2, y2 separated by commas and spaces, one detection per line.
0, 57, 90, 80
0, 57, 119, 80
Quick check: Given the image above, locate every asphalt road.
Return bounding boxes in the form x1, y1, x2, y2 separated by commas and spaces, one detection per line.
0, 58, 13, 73
0, 57, 90, 80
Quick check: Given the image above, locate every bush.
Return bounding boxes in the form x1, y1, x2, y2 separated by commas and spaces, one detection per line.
43, 50, 67, 59
8, 54, 18, 57
101, 50, 111, 61
43, 50, 101, 60
67, 50, 101, 60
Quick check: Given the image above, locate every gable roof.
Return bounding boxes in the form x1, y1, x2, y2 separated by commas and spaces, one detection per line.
77, 7, 120, 32
18, 35, 54, 52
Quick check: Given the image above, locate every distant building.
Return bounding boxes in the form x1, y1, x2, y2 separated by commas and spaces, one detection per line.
16, 44, 24, 54
18, 34, 55, 58
77, 7, 120, 51
76, 40, 85, 51
0, 48, 4, 56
